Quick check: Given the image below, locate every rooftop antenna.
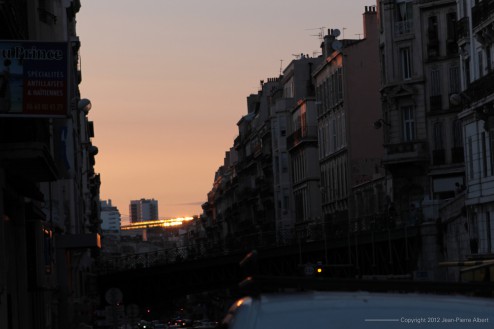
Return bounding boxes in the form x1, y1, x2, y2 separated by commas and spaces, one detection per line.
342, 27, 347, 38
305, 26, 325, 41
279, 59, 283, 75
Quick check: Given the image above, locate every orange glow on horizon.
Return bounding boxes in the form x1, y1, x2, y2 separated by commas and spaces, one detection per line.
120, 216, 195, 230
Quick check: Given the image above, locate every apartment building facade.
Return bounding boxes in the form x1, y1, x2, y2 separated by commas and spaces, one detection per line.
314, 7, 384, 234
280, 56, 323, 241
0, 1, 101, 328
447, 0, 494, 280
378, 0, 461, 225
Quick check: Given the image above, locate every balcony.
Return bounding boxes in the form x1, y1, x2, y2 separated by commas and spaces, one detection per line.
472, 0, 494, 31
465, 70, 494, 103
286, 125, 318, 151
451, 147, 464, 163
432, 149, 446, 166
456, 17, 470, 40
427, 43, 440, 59
394, 20, 413, 36
383, 141, 428, 165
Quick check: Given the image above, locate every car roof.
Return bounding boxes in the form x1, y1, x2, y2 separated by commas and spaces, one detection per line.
223, 291, 494, 329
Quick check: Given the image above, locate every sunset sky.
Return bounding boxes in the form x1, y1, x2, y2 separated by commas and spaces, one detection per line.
77, 0, 376, 221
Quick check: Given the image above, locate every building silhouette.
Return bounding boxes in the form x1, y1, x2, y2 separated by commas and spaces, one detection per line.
129, 198, 159, 222
101, 199, 121, 232
199, 3, 494, 281
0, 1, 101, 328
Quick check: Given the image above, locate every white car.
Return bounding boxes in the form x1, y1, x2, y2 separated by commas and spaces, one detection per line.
221, 291, 494, 329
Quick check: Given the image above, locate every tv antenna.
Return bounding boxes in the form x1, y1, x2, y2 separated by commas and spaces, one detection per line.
279, 59, 283, 75
305, 26, 325, 40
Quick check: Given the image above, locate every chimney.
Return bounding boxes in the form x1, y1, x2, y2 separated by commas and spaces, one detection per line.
363, 5, 377, 39
321, 29, 335, 58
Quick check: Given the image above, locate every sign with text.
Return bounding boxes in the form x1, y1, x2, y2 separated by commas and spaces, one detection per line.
0, 41, 68, 117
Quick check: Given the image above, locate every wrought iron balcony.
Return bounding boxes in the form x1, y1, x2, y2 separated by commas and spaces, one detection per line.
432, 149, 446, 166
394, 20, 413, 36
383, 141, 428, 165
457, 17, 470, 40
465, 70, 494, 102
286, 125, 318, 150
472, 0, 494, 31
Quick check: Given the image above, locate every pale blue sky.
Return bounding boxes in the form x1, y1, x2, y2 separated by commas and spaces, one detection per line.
78, 0, 377, 219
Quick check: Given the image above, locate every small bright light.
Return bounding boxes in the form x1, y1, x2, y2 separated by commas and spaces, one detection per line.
317, 268, 322, 273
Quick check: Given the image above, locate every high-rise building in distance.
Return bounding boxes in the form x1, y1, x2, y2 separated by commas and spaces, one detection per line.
101, 199, 121, 232
129, 198, 159, 222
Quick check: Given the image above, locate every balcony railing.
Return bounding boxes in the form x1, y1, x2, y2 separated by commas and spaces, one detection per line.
457, 17, 470, 40
286, 125, 318, 150
394, 20, 413, 36
432, 149, 446, 166
472, 0, 494, 31
465, 70, 494, 102
451, 146, 464, 163
383, 141, 428, 164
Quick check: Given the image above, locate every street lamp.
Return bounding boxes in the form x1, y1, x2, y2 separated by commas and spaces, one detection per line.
78, 98, 92, 114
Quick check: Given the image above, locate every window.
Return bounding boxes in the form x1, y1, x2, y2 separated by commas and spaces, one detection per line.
431, 68, 441, 96
449, 66, 460, 94
487, 212, 493, 253
433, 122, 445, 165
280, 117, 286, 137
490, 132, 494, 175
479, 51, 483, 77
332, 118, 337, 150
38, 0, 56, 25
482, 132, 488, 177
396, 1, 413, 34
284, 78, 294, 98
446, 13, 458, 55
464, 58, 471, 85
402, 106, 415, 141
453, 119, 463, 147
486, 47, 492, 72
469, 136, 474, 179
428, 16, 439, 58
400, 47, 412, 80
434, 122, 444, 150
430, 68, 442, 111
380, 50, 386, 84
337, 68, 343, 101
397, 1, 413, 22
281, 152, 288, 173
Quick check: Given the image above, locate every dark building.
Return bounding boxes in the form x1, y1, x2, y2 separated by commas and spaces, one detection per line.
0, 1, 101, 328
